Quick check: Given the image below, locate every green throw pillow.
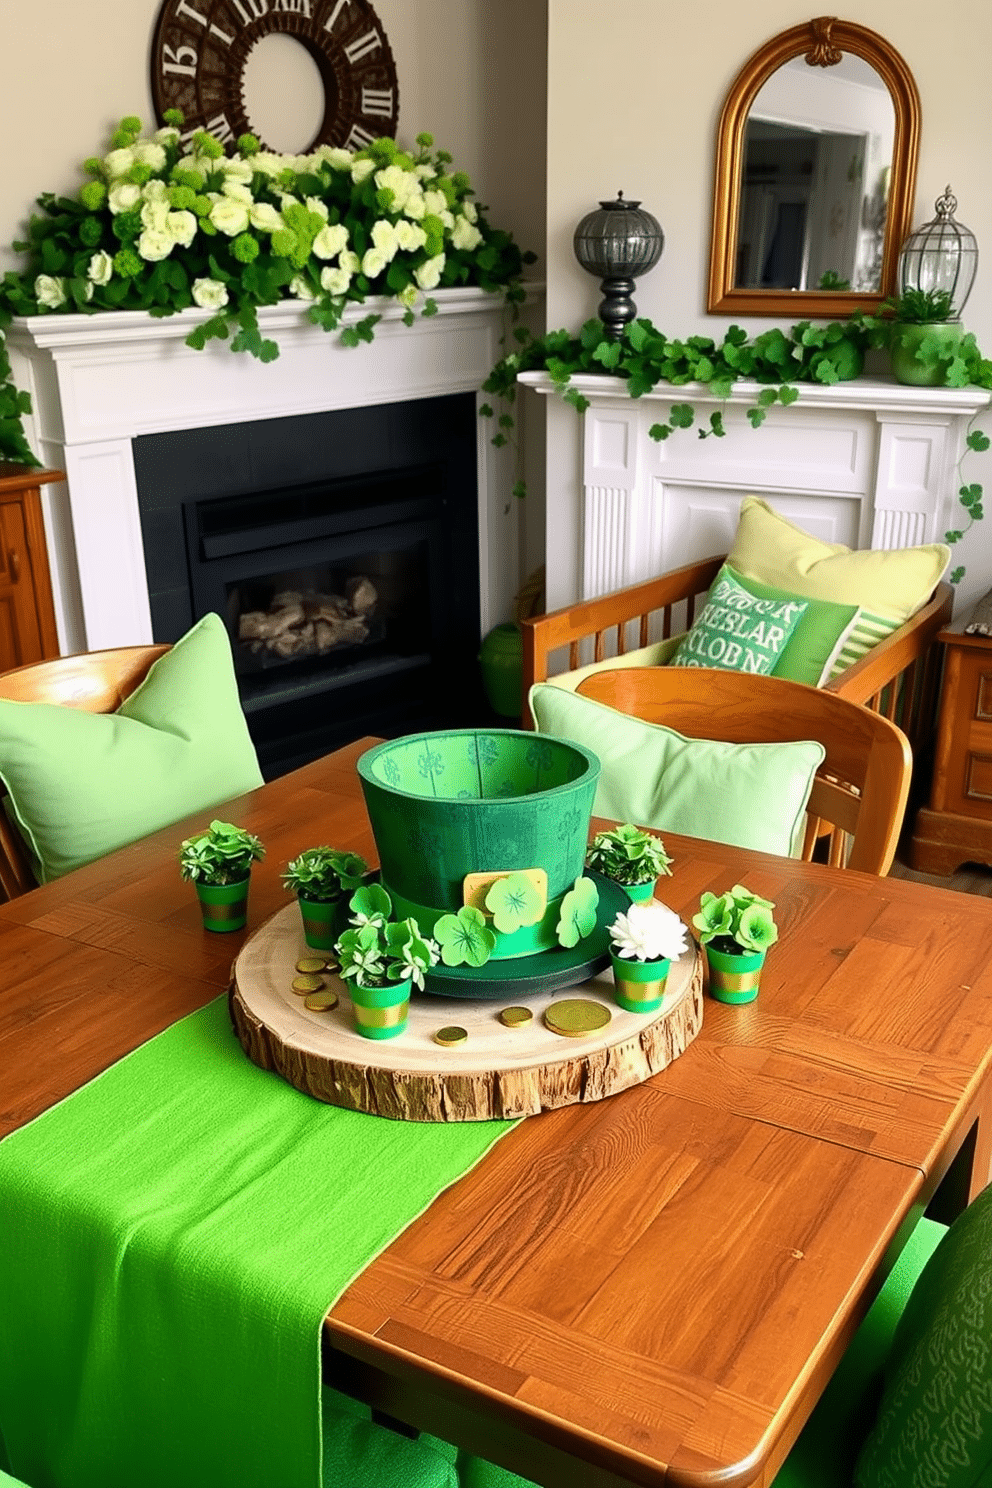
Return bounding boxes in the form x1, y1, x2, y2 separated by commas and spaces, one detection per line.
854, 1184, 992, 1488
0, 613, 263, 883
529, 684, 824, 857
670, 568, 808, 675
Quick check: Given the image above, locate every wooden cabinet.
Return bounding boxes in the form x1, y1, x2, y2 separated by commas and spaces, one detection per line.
0, 464, 61, 673
911, 620, 992, 874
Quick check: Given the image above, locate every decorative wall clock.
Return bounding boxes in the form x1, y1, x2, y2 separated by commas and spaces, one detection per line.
150, 0, 400, 152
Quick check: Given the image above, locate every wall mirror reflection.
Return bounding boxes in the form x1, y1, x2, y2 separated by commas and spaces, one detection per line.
708, 18, 920, 318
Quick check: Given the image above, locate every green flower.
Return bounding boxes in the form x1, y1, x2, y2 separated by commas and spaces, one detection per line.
237, 134, 261, 157
556, 876, 600, 948
736, 903, 779, 952
231, 232, 260, 264
79, 215, 104, 247
171, 167, 205, 191
693, 885, 777, 951
112, 247, 142, 278
79, 182, 107, 212
433, 905, 496, 967
168, 185, 196, 210
485, 872, 544, 935
192, 132, 224, 160
691, 891, 735, 944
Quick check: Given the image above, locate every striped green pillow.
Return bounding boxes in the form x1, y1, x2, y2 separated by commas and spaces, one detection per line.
824, 611, 901, 683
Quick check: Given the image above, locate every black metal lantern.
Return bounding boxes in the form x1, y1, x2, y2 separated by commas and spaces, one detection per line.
573, 192, 664, 340
898, 186, 979, 316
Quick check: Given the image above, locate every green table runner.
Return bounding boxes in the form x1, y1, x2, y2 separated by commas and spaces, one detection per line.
0, 997, 516, 1488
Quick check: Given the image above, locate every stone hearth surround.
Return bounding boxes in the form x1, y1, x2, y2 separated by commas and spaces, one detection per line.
8, 286, 541, 654
522, 371, 990, 612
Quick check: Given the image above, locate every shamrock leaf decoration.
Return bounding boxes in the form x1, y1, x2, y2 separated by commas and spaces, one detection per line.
485, 872, 544, 935
433, 905, 497, 967
556, 875, 600, 948
347, 881, 392, 928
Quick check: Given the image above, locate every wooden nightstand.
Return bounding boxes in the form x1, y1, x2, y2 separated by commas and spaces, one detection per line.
0, 463, 61, 673
911, 612, 992, 874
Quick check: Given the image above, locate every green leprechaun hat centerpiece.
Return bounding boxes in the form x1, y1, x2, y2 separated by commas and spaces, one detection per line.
357, 730, 611, 996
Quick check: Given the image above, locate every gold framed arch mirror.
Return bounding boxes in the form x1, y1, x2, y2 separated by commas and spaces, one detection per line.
707, 17, 920, 317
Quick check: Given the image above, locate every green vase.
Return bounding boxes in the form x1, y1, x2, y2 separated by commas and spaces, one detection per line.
297, 895, 342, 951
610, 952, 670, 1013
194, 876, 250, 932
479, 623, 523, 718
624, 880, 656, 904
349, 977, 412, 1040
705, 944, 765, 1004
889, 321, 963, 386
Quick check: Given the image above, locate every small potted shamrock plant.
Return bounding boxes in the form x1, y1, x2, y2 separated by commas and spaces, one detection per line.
607, 899, 690, 1013
586, 823, 674, 903
692, 885, 778, 1004
282, 846, 369, 950
335, 883, 439, 1040
179, 819, 265, 932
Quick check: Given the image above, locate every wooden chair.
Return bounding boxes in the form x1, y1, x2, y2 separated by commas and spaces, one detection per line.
576, 667, 913, 875
0, 644, 170, 900
521, 554, 954, 759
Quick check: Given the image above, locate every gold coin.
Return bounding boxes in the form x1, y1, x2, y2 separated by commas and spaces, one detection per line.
434, 1025, 468, 1046
295, 956, 329, 974
499, 1006, 533, 1027
544, 998, 611, 1037
291, 973, 324, 994
304, 989, 339, 1011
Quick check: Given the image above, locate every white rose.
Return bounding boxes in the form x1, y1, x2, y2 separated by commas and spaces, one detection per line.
137, 227, 174, 262
103, 147, 135, 180
361, 247, 387, 279
375, 164, 418, 212
423, 189, 447, 218
305, 195, 329, 223
320, 147, 353, 171
439, 208, 455, 231
224, 158, 253, 184
222, 180, 253, 205
133, 141, 167, 172
397, 283, 419, 309
35, 274, 67, 309
402, 191, 426, 222
414, 253, 445, 291
451, 215, 483, 252
415, 164, 437, 182
351, 158, 375, 183
154, 126, 180, 146
462, 200, 478, 224
87, 250, 114, 286
312, 223, 349, 259
140, 196, 170, 232
108, 181, 142, 216
142, 178, 168, 203
81, 281, 94, 302
167, 210, 197, 248
192, 277, 229, 310
320, 266, 352, 296
209, 198, 250, 235
289, 274, 317, 300
252, 152, 284, 178
395, 220, 427, 253
339, 249, 360, 274
370, 219, 399, 261
249, 202, 283, 233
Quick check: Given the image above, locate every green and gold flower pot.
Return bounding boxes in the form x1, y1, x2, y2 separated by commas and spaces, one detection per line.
349, 978, 412, 1040
610, 952, 670, 1013
297, 895, 343, 951
705, 944, 765, 1004
624, 880, 656, 904
194, 877, 250, 933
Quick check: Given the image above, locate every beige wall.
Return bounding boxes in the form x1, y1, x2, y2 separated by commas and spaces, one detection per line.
0, 0, 547, 274
545, 0, 992, 608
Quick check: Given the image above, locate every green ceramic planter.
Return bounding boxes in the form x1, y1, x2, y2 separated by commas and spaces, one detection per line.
297, 895, 343, 951
705, 944, 765, 1004
357, 730, 600, 961
194, 877, 250, 932
624, 880, 656, 904
889, 321, 963, 387
479, 623, 523, 718
349, 977, 412, 1040
610, 952, 670, 1013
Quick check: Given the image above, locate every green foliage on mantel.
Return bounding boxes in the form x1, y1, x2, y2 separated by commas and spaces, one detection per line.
480, 312, 992, 582
0, 113, 535, 469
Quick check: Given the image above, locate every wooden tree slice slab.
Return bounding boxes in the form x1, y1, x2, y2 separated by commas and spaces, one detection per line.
230, 903, 704, 1121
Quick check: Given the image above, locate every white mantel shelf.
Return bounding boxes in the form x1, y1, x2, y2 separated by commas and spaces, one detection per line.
519, 370, 990, 603
9, 285, 543, 652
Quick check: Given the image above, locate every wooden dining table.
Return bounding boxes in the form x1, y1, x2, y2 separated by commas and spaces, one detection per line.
3, 736, 992, 1488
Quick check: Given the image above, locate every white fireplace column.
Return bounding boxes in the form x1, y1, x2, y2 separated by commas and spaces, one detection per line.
520, 371, 990, 607
8, 286, 542, 653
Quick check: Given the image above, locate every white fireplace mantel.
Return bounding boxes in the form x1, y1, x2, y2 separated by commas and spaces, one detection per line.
520, 371, 990, 606
9, 286, 542, 652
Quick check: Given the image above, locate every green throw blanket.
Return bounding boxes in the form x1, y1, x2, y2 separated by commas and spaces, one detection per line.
0, 997, 521, 1488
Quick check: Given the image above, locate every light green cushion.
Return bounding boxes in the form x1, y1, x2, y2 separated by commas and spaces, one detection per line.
546, 635, 683, 693
671, 567, 808, 675
854, 1184, 992, 1488
0, 613, 263, 883
529, 684, 824, 857
728, 496, 949, 624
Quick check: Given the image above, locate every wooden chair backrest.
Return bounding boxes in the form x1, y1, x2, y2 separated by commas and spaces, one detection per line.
576, 667, 913, 875
0, 644, 170, 900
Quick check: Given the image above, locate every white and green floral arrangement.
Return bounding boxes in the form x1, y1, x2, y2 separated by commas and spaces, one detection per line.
0, 112, 534, 464
335, 882, 440, 991
608, 900, 689, 965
